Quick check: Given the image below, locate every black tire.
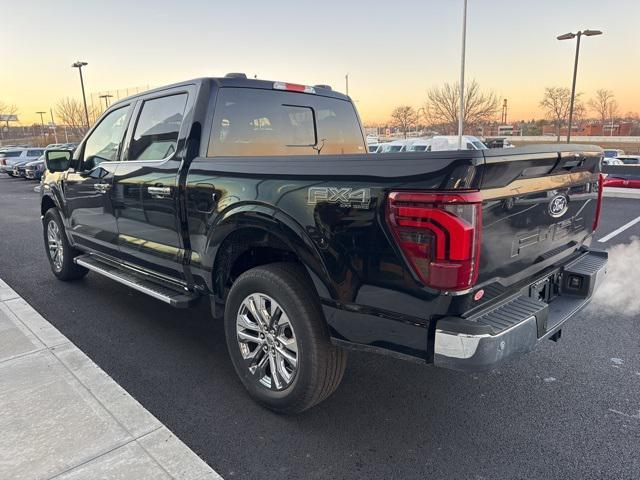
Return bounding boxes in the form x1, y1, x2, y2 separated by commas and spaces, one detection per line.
43, 209, 89, 281
224, 263, 347, 414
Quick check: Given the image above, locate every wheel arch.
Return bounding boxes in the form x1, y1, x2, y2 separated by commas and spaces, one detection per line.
205, 207, 333, 305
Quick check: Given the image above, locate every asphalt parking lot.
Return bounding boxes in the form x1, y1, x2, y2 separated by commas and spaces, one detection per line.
1, 175, 639, 480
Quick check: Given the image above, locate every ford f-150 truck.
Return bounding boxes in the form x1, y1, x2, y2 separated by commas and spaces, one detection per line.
41, 75, 607, 413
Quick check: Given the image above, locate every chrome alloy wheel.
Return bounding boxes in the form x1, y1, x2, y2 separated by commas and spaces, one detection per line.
236, 293, 299, 390
47, 220, 64, 272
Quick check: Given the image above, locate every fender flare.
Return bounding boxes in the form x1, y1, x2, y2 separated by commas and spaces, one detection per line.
202, 203, 333, 301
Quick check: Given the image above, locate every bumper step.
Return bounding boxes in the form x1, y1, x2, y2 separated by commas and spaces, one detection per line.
468, 296, 547, 335
74, 254, 199, 308
433, 249, 607, 372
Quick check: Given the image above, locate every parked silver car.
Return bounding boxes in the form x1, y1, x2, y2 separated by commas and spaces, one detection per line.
0, 148, 45, 176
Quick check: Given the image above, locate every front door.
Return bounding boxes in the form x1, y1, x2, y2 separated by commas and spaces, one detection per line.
113, 90, 191, 279
63, 105, 132, 257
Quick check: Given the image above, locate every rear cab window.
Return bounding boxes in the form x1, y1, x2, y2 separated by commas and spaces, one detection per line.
128, 93, 188, 161
207, 88, 365, 156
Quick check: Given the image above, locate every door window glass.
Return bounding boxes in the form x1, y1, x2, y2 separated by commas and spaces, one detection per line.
128, 94, 188, 161
83, 106, 130, 169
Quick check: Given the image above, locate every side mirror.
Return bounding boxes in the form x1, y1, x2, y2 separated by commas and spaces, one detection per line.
45, 150, 72, 172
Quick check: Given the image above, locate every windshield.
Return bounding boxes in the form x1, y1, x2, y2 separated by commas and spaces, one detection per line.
472, 141, 487, 150
604, 150, 618, 158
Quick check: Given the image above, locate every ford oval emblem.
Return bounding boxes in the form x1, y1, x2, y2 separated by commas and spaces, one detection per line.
549, 194, 569, 218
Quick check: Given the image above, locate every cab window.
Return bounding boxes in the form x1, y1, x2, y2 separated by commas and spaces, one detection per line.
127, 93, 188, 161
82, 106, 130, 169
208, 88, 365, 156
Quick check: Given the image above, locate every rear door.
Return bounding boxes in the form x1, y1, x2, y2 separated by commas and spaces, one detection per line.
478, 146, 602, 286
113, 88, 193, 279
63, 104, 133, 256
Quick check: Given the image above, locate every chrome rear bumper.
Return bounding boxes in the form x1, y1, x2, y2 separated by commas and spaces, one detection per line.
434, 249, 608, 372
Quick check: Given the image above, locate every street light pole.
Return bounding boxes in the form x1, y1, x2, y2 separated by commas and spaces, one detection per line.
72, 61, 90, 128
557, 29, 602, 143
36, 111, 47, 144
457, 0, 468, 150
50, 109, 58, 144
566, 32, 581, 143
99, 94, 113, 110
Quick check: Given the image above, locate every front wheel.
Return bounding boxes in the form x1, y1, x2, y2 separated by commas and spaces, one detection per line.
43, 209, 88, 281
224, 263, 347, 414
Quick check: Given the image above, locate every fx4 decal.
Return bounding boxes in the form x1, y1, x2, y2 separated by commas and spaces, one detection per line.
307, 187, 372, 209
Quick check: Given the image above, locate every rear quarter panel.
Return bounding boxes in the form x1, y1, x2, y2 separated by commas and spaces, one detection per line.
184, 152, 483, 321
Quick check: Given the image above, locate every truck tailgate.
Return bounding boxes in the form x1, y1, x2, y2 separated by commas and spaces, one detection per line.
477, 145, 602, 287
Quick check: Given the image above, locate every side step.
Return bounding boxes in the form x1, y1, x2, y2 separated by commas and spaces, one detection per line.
74, 254, 200, 308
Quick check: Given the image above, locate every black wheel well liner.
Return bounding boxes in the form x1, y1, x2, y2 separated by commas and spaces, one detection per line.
41, 195, 56, 216
212, 227, 314, 303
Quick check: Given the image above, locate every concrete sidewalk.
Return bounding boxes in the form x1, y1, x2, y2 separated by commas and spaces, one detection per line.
0, 278, 222, 480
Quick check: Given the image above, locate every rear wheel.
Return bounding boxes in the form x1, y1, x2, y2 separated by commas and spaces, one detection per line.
43, 209, 88, 281
224, 263, 347, 414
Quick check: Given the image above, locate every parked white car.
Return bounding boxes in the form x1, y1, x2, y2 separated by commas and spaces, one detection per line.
429, 135, 488, 151
603, 149, 625, 159
406, 139, 432, 152
378, 140, 411, 153
616, 155, 640, 165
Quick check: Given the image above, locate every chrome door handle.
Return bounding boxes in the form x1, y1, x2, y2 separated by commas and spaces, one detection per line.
94, 183, 111, 193
147, 186, 171, 197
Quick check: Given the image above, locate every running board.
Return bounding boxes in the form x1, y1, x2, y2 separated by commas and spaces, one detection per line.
74, 255, 199, 308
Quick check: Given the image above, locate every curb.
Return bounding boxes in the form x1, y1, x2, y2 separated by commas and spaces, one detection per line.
0, 278, 222, 480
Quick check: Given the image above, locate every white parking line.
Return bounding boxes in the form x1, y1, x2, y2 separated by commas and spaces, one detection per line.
598, 215, 640, 243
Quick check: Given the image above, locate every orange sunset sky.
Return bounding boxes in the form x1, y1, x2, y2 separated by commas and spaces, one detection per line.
1, 0, 639, 126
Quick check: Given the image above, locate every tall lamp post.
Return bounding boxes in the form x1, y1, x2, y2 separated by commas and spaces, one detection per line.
72, 61, 90, 128
457, 0, 468, 150
557, 29, 602, 142
99, 94, 113, 110
36, 111, 47, 143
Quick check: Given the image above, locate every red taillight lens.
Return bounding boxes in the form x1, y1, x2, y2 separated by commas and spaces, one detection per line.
386, 191, 482, 291
592, 173, 604, 231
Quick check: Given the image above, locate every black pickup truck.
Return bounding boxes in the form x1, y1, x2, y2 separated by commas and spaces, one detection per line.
41, 75, 607, 413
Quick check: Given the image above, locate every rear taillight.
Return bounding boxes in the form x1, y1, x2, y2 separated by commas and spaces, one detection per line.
592, 173, 604, 231
386, 191, 482, 291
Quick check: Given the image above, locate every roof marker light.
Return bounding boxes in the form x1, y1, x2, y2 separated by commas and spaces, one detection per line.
273, 82, 316, 94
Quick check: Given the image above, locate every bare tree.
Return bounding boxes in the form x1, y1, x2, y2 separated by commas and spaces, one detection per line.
55, 97, 96, 138
0, 101, 19, 128
390, 105, 418, 139
424, 79, 499, 132
539, 87, 583, 142
588, 89, 616, 125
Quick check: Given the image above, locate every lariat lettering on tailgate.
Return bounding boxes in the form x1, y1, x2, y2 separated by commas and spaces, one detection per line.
510, 215, 585, 257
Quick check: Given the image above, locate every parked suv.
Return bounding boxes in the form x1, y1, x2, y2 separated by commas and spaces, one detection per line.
1, 148, 44, 175
41, 76, 607, 413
